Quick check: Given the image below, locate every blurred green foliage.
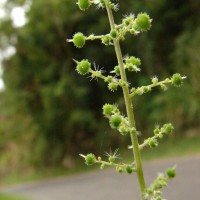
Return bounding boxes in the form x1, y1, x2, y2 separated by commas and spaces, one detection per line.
0, 0, 199, 174
0, 193, 27, 200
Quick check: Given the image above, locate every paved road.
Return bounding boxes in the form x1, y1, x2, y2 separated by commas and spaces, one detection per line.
1, 154, 200, 200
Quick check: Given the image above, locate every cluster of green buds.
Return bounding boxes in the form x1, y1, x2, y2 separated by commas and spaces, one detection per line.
124, 56, 141, 72
128, 123, 174, 150
130, 73, 186, 97
80, 149, 136, 174
70, 12, 151, 47
143, 167, 176, 200
102, 104, 132, 135
73, 59, 129, 92
68, 0, 152, 48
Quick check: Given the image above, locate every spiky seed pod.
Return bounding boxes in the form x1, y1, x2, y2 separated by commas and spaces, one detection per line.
85, 153, 96, 165
76, 59, 91, 75
166, 167, 176, 178
126, 165, 133, 174
102, 104, 114, 116
77, 0, 91, 11
108, 82, 118, 92
73, 32, 86, 48
110, 114, 122, 128
135, 13, 151, 32
171, 73, 183, 87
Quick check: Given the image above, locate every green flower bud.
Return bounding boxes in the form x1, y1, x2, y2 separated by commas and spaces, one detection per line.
110, 114, 122, 128
105, 76, 113, 83
127, 65, 138, 72
102, 36, 112, 46
135, 13, 151, 32
130, 87, 136, 93
160, 84, 168, 91
152, 77, 158, 84
162, 123, 174, 134
129, 29, 136, 35
76, 59, 91, 75
113, 106, 120, 114
116, 166, 123, 173
73, 32, 86, 48
103, 104, 114, 116
156, 197, 162, 200
114, 66, 120, 75
110, 29, 118, 39
109, 156, 115, 163
126, 56, 141, 67
171, 73, 183, 87
119, 35, 125, 41
98, 157, 101, 161
166, 167, 176, 178
119, 126, 129, 135
119, 80, 127, 87
123, 15, 134, 26
148, 138, 158, 148
124, 19, 131, 26
85, 153, 96, 165
126, 165, 133, 174
154, 128, 160, 135
77, 0, 91, 11
108, 82, 118, 92
136, 88, 144, 95
143, 86, 151, 93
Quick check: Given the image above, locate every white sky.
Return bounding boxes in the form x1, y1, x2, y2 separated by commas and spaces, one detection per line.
0, 8, 5, 18
0, 0, 7, 4
11, 7, 26, 27
0, 0, 26, 91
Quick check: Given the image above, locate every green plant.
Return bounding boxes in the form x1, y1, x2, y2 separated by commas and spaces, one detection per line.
68, 0, 186, 199
0, 193, 27, 200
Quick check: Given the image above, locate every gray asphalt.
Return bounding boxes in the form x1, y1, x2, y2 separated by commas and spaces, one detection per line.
1, 154, 200, 200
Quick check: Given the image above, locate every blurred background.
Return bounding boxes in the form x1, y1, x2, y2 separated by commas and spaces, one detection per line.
0, 0, 200, 187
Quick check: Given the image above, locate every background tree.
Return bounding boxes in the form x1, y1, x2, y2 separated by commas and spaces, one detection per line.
0, 0, 199, 173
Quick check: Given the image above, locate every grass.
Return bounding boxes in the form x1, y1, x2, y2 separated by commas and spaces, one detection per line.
0, 194, 28, 200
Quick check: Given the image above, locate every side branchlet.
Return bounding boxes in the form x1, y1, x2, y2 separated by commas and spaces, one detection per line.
143, 167, 176, 200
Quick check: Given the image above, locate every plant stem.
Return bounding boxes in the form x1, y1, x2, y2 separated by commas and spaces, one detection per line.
105, 3, 146, 194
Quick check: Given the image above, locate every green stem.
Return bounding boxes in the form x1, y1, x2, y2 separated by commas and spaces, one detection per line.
105, 3, 146, 194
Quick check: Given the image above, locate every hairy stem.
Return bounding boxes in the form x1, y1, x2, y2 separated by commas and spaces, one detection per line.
105, 3, 146, 194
